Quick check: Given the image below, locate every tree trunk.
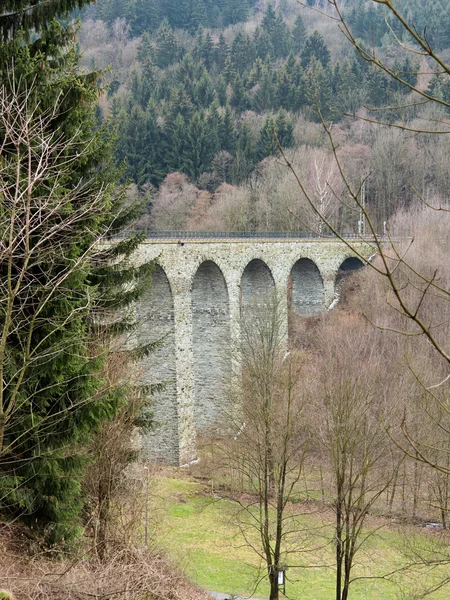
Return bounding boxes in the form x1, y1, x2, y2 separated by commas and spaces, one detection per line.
336, 503, 343, 600
269, 571, 279, 600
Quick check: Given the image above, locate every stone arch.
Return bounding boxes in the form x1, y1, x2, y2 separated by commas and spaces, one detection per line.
136, 264, 178, 464
288, 258, 324, 317
240, 258, 276, 314
192, 260, 230, 433
339, 256, 366, 273
336, 256, 365, 284
335, 256, 366, 304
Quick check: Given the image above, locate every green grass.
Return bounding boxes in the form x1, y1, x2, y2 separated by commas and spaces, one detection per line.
154, 474, 450, 600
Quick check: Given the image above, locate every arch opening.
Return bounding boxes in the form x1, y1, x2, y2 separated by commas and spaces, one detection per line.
335, 256, 366, 304
240, 259, 276, 316
288, 258, 324, 318
339, 256, 365, 273
136, 265, 178, 464
192, 260, 230, 433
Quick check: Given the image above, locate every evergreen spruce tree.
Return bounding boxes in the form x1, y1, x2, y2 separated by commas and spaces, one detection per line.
214, 33, 229, 70
231, 32, 253, 75
220, 106, 237, 154
301, 30, 331, 68
223, 0, 249, 26
230, 75, 250, 112
231, 120, 255, 183
253, 26, 274, 60
253, 65, 275, 112
194, 71, 216, 108
259, 115, 278, 158
0, 1, 151, 544
291, 15, 307, 54
216, 75, 228, 106
154, 20, 180, 69
184, 111, 217, 179
303, 57, 334, 120
274, 108, 294, 148
164, 112, 189, 172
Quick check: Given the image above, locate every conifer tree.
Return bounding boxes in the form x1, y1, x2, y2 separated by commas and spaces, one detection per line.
231, 120, 255, 183
301, 30, 331, 68
0, 1, 151, 544
165, 112, 189, 172
230, 75, 250, 112
214, 33, 229, 69
223, 0, 249, 26
220, 106, 237, 154
254, 26, 274, 60
304, 57, 334, 120
154, 20, 180, 69
253, 65, 275, 112
259, 115, 278, 158
291, 15, 307, 54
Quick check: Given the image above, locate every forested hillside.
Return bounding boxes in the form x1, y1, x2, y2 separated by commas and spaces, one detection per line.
79, 0, 450, 232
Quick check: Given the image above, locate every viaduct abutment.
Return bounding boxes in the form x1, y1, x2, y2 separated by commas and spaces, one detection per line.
133, 237, 375, 465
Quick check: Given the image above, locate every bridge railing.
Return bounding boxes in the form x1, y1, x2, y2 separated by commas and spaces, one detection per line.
115, 230, 380, 241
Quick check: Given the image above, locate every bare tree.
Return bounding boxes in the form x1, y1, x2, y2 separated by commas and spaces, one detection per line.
310, 315, 399, 600
211, 295, 314, 600
308, 148, 340, 234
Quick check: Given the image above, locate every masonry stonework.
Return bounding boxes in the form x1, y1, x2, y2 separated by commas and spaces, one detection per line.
133, 238, 375, 465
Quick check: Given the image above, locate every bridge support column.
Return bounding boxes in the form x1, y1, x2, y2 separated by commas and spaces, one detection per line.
173, 282, 197, 465
272, 268, 289, 346
322, 270, 337, 309
227, 273, 242, 417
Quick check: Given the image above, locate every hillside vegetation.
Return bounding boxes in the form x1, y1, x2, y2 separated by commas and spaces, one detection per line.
79, 0, 450, 232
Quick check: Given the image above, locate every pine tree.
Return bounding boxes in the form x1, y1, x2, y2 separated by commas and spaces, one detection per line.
0, 1, 151, 545
231, 32, 254, 75
254, 26, 274, 60
303, 57, 333, 120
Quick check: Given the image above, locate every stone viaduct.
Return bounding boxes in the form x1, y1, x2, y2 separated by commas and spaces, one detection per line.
132, 233, 375, 465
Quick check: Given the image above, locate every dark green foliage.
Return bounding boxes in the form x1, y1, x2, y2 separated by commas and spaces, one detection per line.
253, 65, 275, 112
0, 1, 151, 545
259, 109, 294, 159
0, 0, 87, 41
104, 0, 423, 187
301, 30, 330, 68
154, 20, 181, 69
347, 0, 450, 51
88, 0, 257, 35
230, 76, 250, 113
261, 4, 291, 59
291, 15, 307, 54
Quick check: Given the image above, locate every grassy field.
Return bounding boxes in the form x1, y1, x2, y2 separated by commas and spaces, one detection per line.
152, 473, 450, 600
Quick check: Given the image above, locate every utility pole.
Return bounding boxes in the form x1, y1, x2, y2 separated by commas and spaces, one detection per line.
358, 180, 366, 237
